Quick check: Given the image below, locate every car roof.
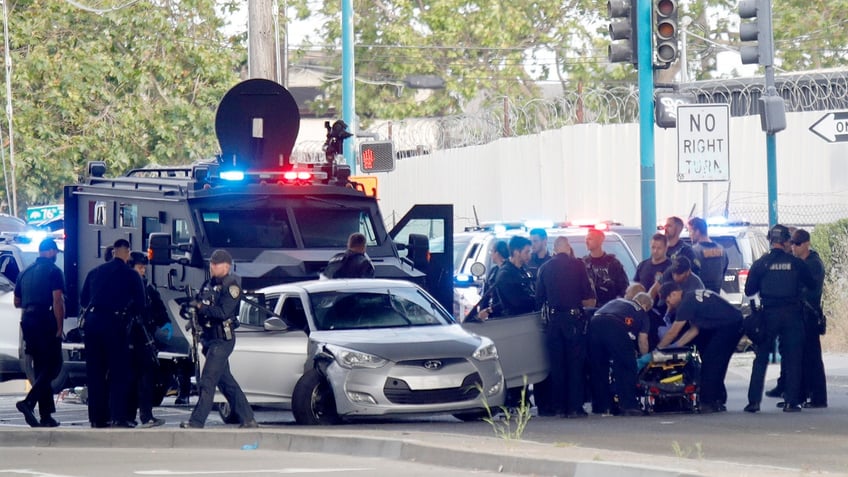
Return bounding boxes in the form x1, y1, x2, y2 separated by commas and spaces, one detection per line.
254, 278, 419, 295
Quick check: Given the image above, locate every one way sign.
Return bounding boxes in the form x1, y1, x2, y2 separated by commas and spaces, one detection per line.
809, 112, 848, 143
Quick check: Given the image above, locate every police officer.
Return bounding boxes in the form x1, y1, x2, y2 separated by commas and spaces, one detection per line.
587, 293, 652, 417
657, 283, 743, 414
80, 238, 146, 427
14, 238, 64, 427
485, 235, 536, 318
744, 224, 816, 413
181, 249, 257, 428
527, 228, 552, 279
127, 252, 170, 428
768, 229, 828, 408
324, 232, 375, 278
687, 217, 728, 294
536, 236, 596, 417
792, 229, 827, 408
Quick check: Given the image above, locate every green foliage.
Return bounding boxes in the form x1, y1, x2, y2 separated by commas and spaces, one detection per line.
311, 0, 603, 124
480, 379, 532, 441
0, 0, 244, 214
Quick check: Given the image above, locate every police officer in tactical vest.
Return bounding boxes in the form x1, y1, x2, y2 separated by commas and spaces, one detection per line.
744, 224, 816, 413
181, 249, 257, 429
324, 232, 375, 279
14, 238, 65, 427
81, 238, 146, 427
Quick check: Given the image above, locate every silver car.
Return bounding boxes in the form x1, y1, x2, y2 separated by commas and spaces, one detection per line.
222, 279, 508, 425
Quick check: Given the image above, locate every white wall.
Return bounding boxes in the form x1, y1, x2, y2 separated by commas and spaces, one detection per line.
375, 110, 848, 230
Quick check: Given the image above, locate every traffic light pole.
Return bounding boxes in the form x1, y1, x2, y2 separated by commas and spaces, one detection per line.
637, 0, 657, 259
766, 63, 778, 227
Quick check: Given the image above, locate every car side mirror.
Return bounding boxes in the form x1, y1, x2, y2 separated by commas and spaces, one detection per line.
407, 233, 430, 270
148, 233, 172, 265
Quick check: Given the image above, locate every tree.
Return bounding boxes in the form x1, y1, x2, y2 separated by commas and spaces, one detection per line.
309, 0, 604, 125
0, 0, 244, 215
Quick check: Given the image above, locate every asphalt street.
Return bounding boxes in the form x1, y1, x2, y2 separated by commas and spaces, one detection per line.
1, 352, 847, 477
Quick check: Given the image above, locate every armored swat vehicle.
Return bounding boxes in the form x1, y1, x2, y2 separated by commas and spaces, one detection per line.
60, 79, 453, 399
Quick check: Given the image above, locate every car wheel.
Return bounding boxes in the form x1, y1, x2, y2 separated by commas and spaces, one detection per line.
292, 369, 339, 425
21, 354, 69, 394
216, 401, 241, 424
452, 409, 489, 422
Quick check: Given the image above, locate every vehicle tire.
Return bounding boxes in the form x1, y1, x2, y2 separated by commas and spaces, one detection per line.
452, 409, 489, 422
21, 354, 69, 395
291, 369, 339, 425
216, 401, 241, 424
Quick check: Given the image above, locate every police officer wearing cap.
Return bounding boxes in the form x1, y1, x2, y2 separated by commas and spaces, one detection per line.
181, 249, 257, 429
657, 283, 743, 414
587, 293, 652, 416
536, 236, 596, 417
744, 224, 816, 413
80, 238, 146, 427
126, 251, 170, 427
14, 238, 64, 427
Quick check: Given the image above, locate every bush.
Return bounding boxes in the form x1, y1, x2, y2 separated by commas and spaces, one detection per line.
811, 220, 848, 352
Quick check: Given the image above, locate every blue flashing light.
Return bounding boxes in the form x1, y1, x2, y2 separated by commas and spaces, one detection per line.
706, 216, 727, 226
23, 229, 47, 243
220, 170, 245, 181
454, 273, 474, 287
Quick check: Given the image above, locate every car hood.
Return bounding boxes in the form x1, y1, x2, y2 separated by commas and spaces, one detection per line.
310, 324, 483, 361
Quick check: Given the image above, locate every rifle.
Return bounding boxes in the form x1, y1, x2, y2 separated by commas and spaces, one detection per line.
180, 285, 202, 385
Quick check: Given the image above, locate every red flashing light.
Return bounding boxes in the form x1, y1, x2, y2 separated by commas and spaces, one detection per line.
282, 170, 313, 184
593, 222, 609, 231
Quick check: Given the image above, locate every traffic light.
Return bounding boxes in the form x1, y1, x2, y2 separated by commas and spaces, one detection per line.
653, 0, 678, 68
738, 0, 774, 66
608, 0, 638, 65
359, 141, 395, 173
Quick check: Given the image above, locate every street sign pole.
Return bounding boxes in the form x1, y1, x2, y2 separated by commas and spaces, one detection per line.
638, 0, 656, 260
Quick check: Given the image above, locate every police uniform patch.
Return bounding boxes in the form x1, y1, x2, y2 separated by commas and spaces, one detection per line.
229, 284, 241, 299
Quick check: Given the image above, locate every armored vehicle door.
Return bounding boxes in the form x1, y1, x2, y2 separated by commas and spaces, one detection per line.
389, 205, 453, 314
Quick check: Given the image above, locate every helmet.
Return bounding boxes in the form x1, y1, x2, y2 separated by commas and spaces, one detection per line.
768, 224, 791, 244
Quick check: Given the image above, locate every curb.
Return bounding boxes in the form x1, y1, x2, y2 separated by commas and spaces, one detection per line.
0, 427, 801, 477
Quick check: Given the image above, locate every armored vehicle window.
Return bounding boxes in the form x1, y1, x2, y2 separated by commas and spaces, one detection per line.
201, 209, 295, 248
89, 201, 108, 226
294, 208, 377, 248
173, 219, 191, 243
119, 203, 137, 228
392, 218, 446, 253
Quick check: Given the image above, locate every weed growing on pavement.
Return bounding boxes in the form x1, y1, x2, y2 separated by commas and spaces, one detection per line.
671, 441, 704, 460
478, 377, 532, 441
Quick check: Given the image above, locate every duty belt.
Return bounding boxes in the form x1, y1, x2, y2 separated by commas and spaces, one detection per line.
549, 307, 583, 317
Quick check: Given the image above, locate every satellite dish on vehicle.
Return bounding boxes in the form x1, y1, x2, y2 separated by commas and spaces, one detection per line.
215, 79, 301, 171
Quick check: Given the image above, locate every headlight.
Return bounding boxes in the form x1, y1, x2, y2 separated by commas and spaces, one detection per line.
324, 344, 388, 369
472, 338, 498, 361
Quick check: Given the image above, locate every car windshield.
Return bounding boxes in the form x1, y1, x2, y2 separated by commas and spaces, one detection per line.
309, 287, 452, 331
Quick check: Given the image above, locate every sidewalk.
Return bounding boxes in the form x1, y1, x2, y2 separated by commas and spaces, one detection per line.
0, 425, 825, 477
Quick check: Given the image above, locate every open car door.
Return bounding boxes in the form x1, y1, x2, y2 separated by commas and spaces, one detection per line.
462, 313, 549, 388
389, 204, 453, 313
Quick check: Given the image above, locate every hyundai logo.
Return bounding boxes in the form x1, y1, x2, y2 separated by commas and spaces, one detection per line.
423, 360, 443, 370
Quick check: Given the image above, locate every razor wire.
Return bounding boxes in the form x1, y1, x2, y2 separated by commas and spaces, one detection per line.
290, 70, 848, 160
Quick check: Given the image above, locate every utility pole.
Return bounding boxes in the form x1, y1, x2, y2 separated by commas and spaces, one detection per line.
248, 0, 276, 80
